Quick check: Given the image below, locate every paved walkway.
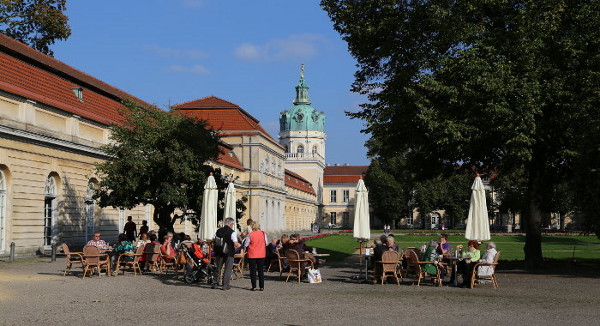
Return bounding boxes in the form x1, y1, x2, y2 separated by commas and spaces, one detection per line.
1, 256, 599, 325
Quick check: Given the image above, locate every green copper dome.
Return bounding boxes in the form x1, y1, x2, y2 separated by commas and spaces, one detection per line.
280, 65, 325, 132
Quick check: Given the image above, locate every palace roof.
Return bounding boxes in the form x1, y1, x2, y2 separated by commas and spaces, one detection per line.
324, 165, 368, 184
0, 33, 151, 125
172, 96, 279, 144
285, 169, 316, 195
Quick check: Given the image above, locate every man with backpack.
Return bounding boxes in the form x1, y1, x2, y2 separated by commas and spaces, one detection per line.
212, 217, 240, 290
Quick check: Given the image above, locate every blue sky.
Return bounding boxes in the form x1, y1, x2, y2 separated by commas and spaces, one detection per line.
51, 0, 370, 165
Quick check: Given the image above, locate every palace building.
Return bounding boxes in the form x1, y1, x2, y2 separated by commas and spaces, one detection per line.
0, 33, 370, 257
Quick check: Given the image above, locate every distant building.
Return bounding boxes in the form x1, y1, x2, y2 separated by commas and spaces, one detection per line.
323, 165, 369, 228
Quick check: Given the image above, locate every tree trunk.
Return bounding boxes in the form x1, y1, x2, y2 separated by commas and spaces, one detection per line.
523, 197, 543, 269
523, 148, 546, 270
153, 206, 175, 240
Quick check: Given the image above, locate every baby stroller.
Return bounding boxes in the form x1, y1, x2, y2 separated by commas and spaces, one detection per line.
181, 242, 214, 284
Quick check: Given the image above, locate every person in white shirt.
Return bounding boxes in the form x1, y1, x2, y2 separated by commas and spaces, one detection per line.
477, 242, 498, 277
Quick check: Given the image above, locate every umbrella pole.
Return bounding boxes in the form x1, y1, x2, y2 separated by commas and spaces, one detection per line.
358, 239, 368, 283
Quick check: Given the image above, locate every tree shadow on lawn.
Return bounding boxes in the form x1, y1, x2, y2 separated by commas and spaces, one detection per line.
499, 259, 600, 278
509, 235, 600, 246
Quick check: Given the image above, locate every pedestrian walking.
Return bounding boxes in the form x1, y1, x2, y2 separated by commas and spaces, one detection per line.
244, 221, 268, 291
212, 217, 240, 290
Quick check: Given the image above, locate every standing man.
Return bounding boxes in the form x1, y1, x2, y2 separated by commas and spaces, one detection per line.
123, 216, 137, 242
212, 217, 240, 290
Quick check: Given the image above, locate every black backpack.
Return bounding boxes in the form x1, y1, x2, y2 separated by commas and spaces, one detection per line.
214, 228, 231, 255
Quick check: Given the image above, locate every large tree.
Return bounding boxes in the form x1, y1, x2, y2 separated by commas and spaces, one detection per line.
95, 101, 222, 237
0, 0, 71, 56
364, 158, 408, 226
322, 0, 600, 268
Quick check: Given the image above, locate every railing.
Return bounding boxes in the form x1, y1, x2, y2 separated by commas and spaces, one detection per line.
285, 152, 324, 160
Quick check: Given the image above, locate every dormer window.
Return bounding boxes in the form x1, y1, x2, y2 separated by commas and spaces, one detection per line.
72, 87, 84, 102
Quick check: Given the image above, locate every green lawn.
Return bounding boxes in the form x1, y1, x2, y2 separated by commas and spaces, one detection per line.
306, 234, 600, 262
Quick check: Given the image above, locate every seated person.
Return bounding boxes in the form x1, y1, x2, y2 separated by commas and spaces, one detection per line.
476, 242, 498, 277
136, 232, 150, 248
278, 234, 289, 255
86, 232, 112, 252
139, 233, 159, 269
278, 234, 290, 270
436, 233, 451, 256
422, 240, 446, 278
114, 233, 135, 261
385, 236, 400, 253
371, 237, 387, 282
386, 234, 398, 251
237, 231, 248, 253
285, 234, 316, 275
160, 234, 176, 262
372, 235, 388, 268
457, 240, 481, 287
265, 237, 279, 268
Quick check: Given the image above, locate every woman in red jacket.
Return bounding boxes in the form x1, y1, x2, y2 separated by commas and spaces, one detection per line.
244, 221, 268, 291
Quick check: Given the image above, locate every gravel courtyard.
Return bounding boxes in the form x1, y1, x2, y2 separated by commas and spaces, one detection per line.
1, 257, 599, 326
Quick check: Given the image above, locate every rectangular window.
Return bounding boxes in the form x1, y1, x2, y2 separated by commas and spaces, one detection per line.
342, 212, 349, 226
330, 212, 337, 225
330, 190, 337, 203
343, 190, 350, 203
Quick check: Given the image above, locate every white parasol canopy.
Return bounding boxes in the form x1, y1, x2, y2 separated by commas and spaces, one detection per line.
198, 174, 218, 240
223, 182, 237, 231
465, 175, 491, 241
353, 178, 371, 240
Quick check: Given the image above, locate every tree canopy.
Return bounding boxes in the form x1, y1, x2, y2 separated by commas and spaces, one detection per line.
94, 101, 222, 237
0, 0, 71, 56
364, 158, 408, 225
322, 0, 600, 268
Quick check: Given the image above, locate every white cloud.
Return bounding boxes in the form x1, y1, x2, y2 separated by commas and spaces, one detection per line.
144, 44, 209, 59
182, 0, 205, 8
233, 34, 328, 62
167, 65, 210, 75
234, 43, 263, 61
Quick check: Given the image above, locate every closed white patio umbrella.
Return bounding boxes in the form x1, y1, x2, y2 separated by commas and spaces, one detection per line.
198, 173, 218, 241
223, 182, 237, 231
465, 175, 491, 241
353, 178, 371, 240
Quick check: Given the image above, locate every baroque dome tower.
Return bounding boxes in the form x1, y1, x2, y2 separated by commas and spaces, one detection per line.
279, 64, 326, 207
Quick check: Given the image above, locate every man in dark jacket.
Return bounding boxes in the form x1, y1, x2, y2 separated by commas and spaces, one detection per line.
212, 217, 240, 290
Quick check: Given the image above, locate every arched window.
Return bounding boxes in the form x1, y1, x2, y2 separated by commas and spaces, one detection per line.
85, 180, 97, 241
297, 145, 304, 154
44, 175, 57, 249
0, 170, 6, 253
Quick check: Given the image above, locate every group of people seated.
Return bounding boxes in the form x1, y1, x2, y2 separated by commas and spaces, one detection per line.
370, 233, 498, 287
